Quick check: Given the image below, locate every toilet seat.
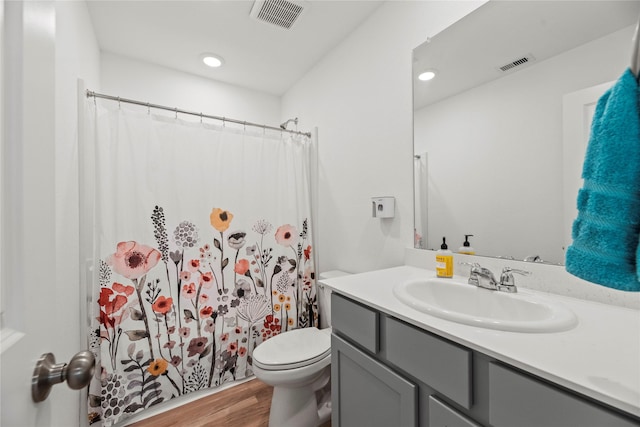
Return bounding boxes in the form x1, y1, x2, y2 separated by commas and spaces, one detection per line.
253, 327, 330, 371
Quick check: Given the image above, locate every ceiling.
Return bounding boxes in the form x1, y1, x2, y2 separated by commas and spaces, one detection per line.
413, 1, 640, 110
86, 0, 384, 96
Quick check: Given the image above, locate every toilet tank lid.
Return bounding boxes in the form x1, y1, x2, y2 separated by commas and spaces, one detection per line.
319, 270, 351, 280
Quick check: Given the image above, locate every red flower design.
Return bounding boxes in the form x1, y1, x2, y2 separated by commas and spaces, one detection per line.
152, 296, 173, 314
200, 271, 213, 288
200, 305, 213, 318
263, 314, 282, 338
182, 283, 196, 299
188, 259, 200, 271
112, 282, 135, 296
107, 241, 161, 280
98, 283, 134, 329
234, 259, 249, 275
304, 245, 312, 260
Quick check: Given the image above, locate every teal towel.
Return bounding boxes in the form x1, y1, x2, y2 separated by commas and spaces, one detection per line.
565, 69, 640, 292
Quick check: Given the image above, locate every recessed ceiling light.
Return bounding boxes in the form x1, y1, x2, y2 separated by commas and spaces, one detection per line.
418, 70, 437, 81
201, 53, 224, 68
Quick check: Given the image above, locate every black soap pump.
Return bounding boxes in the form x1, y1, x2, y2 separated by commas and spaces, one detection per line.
436, 237, 453, 278
458, 235, 475, 255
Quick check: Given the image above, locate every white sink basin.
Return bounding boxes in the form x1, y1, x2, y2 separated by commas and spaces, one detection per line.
393, 278, 578, 333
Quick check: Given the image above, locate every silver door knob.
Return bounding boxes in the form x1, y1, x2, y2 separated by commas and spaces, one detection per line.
32, 350, 95, 402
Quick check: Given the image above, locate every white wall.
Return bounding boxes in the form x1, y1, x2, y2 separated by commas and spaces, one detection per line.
414, 26, 633, 264
282, 1, 485, 274
100, 52, 281, 127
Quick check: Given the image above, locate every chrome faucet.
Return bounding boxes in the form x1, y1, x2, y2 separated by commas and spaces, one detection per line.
468, 263, 499, 290
466, 263, 530, 293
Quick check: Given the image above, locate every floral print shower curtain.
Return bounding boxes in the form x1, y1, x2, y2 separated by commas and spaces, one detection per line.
85, 103, 317, 426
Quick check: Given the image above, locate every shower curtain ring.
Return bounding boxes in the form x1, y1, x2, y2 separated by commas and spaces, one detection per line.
174, 108, 178, 119
200, 112, 203, 123
117, 97, 121, 109
223, 117, 226, 127
147, 102, 150, 115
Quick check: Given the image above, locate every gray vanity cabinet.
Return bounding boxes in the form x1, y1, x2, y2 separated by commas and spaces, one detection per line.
331, 292, 640, 427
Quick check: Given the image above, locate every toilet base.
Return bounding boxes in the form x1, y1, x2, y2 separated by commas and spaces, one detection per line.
265, 365, 331, 427
269, 386, 321, 427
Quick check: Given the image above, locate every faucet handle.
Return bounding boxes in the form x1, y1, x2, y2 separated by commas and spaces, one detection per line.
459, 262, 481, 285
498, 267, 531, 292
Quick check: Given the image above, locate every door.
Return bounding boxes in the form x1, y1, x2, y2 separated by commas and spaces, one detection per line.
562, 81, 613, 252
1, 1, 84, 426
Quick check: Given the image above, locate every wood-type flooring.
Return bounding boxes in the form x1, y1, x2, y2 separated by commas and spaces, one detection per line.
130, 378, 331, 427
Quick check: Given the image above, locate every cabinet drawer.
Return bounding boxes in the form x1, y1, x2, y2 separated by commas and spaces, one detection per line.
489, 362, 640, 427
384, 317, 472, 409
429, 396, 481, 427
331, 293, 379, 353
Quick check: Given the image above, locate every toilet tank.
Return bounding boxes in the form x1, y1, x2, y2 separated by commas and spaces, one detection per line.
318, 270, 351, 329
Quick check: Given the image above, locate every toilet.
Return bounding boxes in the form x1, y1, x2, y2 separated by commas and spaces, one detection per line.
252, 270, 350, 427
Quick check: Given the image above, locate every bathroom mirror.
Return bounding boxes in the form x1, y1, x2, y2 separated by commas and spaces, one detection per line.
413, 1, 640, 264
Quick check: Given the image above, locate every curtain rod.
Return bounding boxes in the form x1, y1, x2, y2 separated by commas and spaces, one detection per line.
85, 90, 312, 138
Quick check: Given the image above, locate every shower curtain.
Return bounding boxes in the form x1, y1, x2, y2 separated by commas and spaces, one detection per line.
85, 101, 317, 426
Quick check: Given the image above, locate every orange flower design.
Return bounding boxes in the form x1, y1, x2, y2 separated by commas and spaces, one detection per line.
234, 259, 249, 275
147, 358, 168, 376
152, 296, 173, 314
107, 241, 161, 280
210, 208, 233, 232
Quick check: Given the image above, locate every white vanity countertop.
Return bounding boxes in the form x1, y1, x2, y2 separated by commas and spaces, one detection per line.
321, 265, 640, 418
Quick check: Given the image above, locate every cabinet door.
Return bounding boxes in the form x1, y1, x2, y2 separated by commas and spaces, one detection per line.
332, 334, 417, 427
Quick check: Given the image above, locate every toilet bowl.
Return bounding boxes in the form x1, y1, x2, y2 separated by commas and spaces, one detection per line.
252, 270, 350, 427
253, 327, 331, 427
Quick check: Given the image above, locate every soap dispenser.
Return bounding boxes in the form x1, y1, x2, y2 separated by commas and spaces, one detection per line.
458, 234, 475, 255
436, 237, 454, 278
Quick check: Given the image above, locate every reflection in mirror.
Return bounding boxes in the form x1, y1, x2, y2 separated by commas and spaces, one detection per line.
413, 1, 640, 265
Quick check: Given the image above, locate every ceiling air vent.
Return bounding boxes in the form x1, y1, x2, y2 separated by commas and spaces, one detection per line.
250, 0, 306, 30
498, 54, 536, 72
